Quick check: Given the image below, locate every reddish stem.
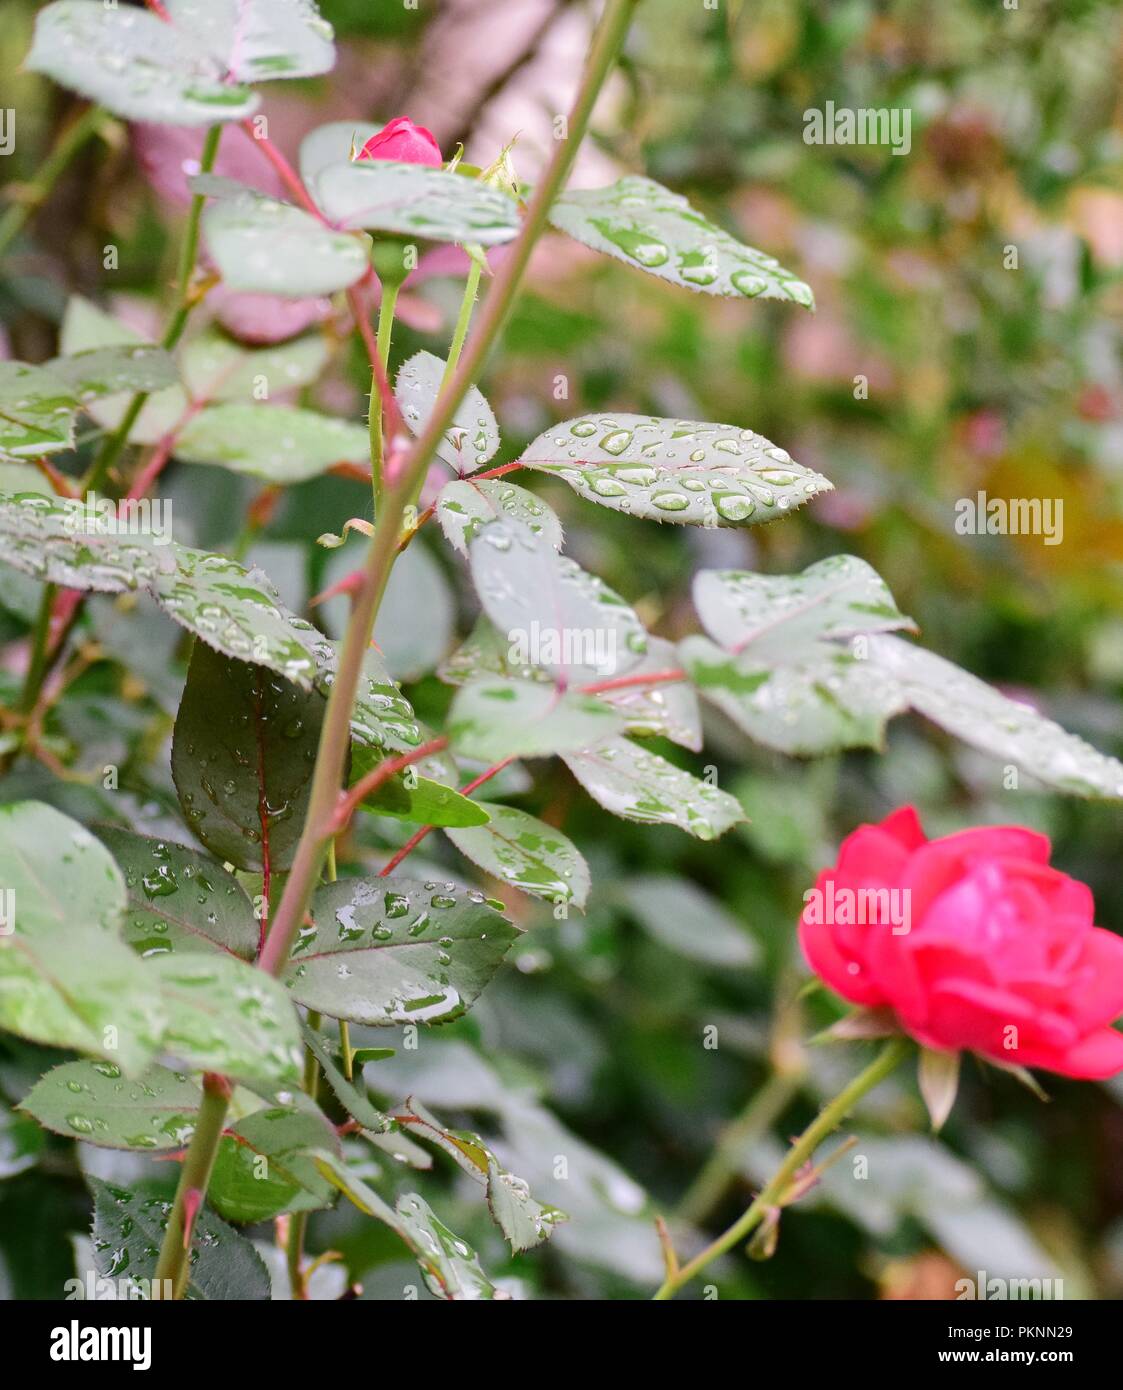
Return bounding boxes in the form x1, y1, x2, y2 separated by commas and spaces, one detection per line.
378, 756, 514, 877
580, 667, 686, 695
332, 735, 449, 834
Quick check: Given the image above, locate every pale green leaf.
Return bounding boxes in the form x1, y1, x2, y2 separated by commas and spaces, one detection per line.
312, 160, 520, 245
20, 1060, 200, 1151
562, 737, 744, 839
549, 175, 814, 305
445, 803, 590, 907
176, 403, 370, 482
437, 478, 562, 556
448, 677, 624, 760
520, 412, 831, 526
0, 362, 78, 460
395, 351, 499, 474
621, 875, 758, 967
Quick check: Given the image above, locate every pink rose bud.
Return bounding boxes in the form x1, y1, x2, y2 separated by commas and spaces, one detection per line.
800, 806, 1123, 1079
356, 117, 442, 168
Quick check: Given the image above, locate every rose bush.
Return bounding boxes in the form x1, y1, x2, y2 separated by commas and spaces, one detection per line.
800, 806, 1123, 1078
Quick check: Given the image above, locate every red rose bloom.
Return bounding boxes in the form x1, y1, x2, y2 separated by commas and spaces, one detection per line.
799, 806, 1123, 1079
356, 117, 442, 167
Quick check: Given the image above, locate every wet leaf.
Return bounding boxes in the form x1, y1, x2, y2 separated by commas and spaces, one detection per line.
311, 160, 520, 245
437, 478, 563, 556
0, 490, 326, 686
0, 362, 78, 460
468, 516, 648, 684
171, 641, 324, 873
520, 412, 831, 526
95, 826, 258, 960
284, 875, 519, 1025
693, 556, 916, 657
149, 953, 302, 1087
20, 1060, 200, 1151
0, 802, 163, 1073
562, 737, 744, 840
868, 635, 1123, 799
681, 634, 908, 755
45, 344, 179, 401
448, 677, 624, 760
299, 1019, 391, 1134
595, 635, 701, 750
176, 403, 370, 482
210, 1103, 340, 1224
549, 176, 815, 305
89, 1178, 271, 1300
175, 0, 335, 83
350, 745, 491, 828
200, 183, 368, 296
445, 803, 590, 907
181, 329, 330, 404
395, 351, 499, 474
25, 2, 259, 126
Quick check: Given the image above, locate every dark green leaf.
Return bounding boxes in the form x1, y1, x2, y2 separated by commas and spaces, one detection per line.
210, 1103, 340, 1223
285, 875, 519, 1025
20, 1060, 200, 1151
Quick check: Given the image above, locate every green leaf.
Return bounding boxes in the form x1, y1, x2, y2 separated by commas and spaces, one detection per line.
316, 642, 424, 755
620, 875, 758, 967
392, 1097, 566, 1252
181, 329, 330, 404
151, 953, 302, 1087
439, 615, 552, 687
437, 478, 563, 556
285, 875, 519, 1025
210, 1104, 340, 1223
367, 540, 455, 682
45, 344, 179, 401
20, 1060, 200, 1151
868, 635, 1123, 799
0, 490, 323, 685
312, 161, 520, 245
312, 1152, 507, 1300
520, 412, 831, 526
446, 803, 590, 907
0, 802, 163, 1073
562, 737, 744, 840
0, 1103, 43, 1177
176, 403, 370, 482
0, 362, 77, 460
25, 2, 259, 126
693, 556, 916, 656
468, 516, 649, 684
350, 745, 491, 828
89, 1178, 271, 1300
681, 634, 908, 755
94, 826, 258, 960
395, 351, 499, 474
299, 1019, 391, 1134
201, 183, 368, 296
595, 635, 702, 750
59, 297, 186, 443
171, 641, 324, 873
448, 677, 624, 760
172, 0, 335, 83
548, 175, 815, 305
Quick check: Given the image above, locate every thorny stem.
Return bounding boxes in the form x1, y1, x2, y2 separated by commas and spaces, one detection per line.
153, 1073, 232, 1298
652, 1038, 910, 1299
81, 124, 223, 495
0, 104, 105, 262
286, 1011, 322, 1298
257, 0, 640, 982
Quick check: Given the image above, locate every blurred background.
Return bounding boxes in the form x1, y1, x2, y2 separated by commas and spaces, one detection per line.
1, 0, 1122, 1299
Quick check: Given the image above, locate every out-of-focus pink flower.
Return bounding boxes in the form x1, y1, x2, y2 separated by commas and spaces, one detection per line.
356, 117, 442, 168
208, 287, 333, 345
132, 123, 285, 208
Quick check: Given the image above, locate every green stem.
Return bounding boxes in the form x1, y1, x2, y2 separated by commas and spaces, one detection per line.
676, 1069, 802, 1227
0, 105, 105, 263
153, 1073, 231, 1299
286, 1011, 322, 1298
653, 1038, 910, 1299
257, 0, 641, 983
18, 583, 58, 716
369, 281, 399, 508
81, 123, 223, 494
442, 256, 483, 388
